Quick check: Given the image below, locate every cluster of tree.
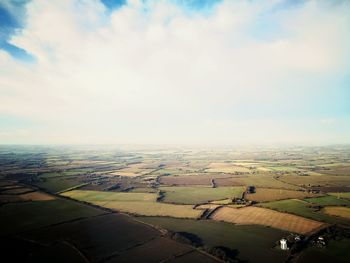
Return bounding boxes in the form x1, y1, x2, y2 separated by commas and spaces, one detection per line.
167, 231, 203, 247
204, 246, 243, 263
167, 231, 244, 262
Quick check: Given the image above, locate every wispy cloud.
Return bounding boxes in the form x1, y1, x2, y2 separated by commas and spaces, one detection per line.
0, 0, 349, 145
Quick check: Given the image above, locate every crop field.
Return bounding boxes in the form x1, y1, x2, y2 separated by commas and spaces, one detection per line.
246, 188, 322, 202
160, 174, 214, 185
237, 175, 301, 190
159, 186, 245, 204
63, 189, 202, 218
322, 206, 350, 219
278, 175, 350, 188
95, 200, 202, 218
210, 206, 324, 234
304, 196, 350, 206
0, 191, 55, 203
206, 162, 251, 173
314, 165, 350, 176
62, 189, 157, 202
138, 216, 288, 263
1, 187, 34, 195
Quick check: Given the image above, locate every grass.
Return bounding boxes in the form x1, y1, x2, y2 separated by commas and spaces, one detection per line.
304, 196, 350, 206
259, 199, 348, 225
137, 217, 288, 263
159, 186, 245, 204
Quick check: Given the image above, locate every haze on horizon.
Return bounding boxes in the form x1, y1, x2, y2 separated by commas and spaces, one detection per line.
0, 0, 349, 146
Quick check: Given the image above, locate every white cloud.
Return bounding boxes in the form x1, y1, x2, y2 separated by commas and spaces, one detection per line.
0, 0, 349, 145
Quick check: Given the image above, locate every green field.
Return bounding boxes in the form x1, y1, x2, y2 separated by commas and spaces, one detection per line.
259, 199, 348, 224
138, 217, 288, 263
304, 196, 350, 206
237, 176, 301, 190
159, 186, 244, 204
38, 169, 93, 178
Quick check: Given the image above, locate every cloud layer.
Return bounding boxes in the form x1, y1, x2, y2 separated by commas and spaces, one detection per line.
0, 0, 349, 145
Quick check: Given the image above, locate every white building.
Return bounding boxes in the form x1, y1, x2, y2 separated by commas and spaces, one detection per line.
280, 239, 288, 250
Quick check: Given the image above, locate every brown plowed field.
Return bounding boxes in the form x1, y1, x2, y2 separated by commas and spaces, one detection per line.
211, 206, 325, 234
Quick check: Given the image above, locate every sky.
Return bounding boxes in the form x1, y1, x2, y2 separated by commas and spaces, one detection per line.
0, 0, 349, 146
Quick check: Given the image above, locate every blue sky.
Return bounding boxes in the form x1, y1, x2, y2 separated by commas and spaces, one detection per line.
0, 0, 349, 145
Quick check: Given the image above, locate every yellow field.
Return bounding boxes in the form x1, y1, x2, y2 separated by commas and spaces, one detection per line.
211, 206, 325, 234
62, 190, 157, 202
246, 188, 322, 202
0, 191, 55, 203
323, 206, 350, 219
62, 190, 201, 219
93, 201, 202, 218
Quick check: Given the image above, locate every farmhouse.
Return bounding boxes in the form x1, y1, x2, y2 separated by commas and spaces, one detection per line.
280, 238, 288, 250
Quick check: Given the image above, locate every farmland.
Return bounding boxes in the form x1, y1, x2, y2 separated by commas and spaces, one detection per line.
210, 206, 324, 234
246, 188, 322, 202
1, 145, 350, 262
322, 206, 350, 219
62, 190, 202, 218
159, 186, 245, 204
138, 217, 288, 263
259, 199, 349, 224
